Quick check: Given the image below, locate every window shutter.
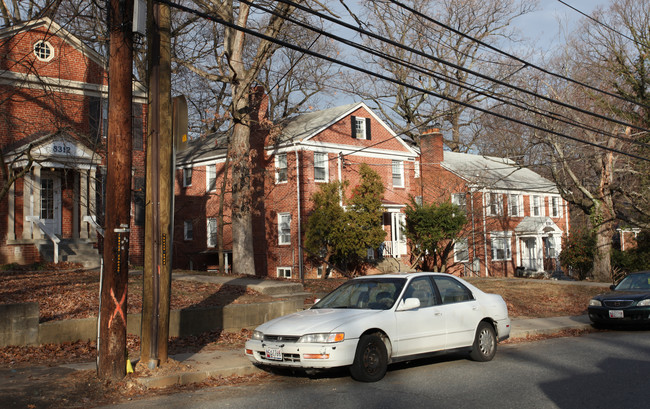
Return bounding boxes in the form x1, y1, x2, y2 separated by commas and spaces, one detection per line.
351, 115, 357, 138
365, 118, 372, 140
89, 96, 100, 141
132, 103, 143, 150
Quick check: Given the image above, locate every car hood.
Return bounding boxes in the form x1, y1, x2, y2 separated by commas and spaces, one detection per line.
255, 308, 381, 336
593, 291, 650, 301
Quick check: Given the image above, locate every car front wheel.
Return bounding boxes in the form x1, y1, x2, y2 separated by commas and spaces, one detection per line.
350, 333, 388, 382
470, 322, 497, 362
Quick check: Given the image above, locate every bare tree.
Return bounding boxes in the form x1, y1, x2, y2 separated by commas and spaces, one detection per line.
354, 0, 536, 152
172, 0, 340, 275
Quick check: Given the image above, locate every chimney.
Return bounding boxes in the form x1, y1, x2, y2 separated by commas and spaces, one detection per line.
249, 85, 269, 124
420, 127, 444, 165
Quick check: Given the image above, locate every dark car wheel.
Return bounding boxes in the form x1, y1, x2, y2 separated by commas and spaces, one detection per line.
350, 333, 388, 382
470, 322, 497, 362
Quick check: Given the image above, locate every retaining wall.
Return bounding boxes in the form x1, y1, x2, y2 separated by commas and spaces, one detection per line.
0, 298, 303, 347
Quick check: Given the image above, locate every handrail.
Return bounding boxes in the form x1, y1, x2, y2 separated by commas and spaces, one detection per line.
82, 215, 105, 237
26, 216, 60, 263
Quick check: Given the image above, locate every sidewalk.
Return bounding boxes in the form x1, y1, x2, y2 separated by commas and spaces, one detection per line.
60, 314, 594, 388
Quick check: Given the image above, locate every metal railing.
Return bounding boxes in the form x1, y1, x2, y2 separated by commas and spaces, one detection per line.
25, 216, 60, 263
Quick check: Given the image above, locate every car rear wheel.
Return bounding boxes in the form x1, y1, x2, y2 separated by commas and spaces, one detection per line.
350, 333, 388, 382
470, 322, 497, 362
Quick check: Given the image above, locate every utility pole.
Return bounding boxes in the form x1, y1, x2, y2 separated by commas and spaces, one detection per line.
141, 0, 173, 368
98, 0, 134, 380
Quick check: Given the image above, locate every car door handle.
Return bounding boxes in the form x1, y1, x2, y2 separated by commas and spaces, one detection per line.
472, 306, 479, 311
434, 312, 442, 316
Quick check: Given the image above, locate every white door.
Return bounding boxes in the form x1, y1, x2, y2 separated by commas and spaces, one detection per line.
522, 238, 537, 270
41, 173, 61, 235
391, 213, 407, 256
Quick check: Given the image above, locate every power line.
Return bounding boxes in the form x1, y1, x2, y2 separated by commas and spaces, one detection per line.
556, 0, 640, 46
268, 0, 649, 134
157, 0, 650, 162
388, 0, 650, 113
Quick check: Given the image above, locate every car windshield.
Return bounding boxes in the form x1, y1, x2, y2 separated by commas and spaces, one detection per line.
312, 278, 407, 310
615, 273, 650, 291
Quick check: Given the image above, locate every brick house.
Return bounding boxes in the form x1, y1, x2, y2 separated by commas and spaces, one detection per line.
0, 18, 147, 267
173, 94, 569, 279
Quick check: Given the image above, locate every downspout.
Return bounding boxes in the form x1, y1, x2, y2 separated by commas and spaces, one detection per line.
294, 143, 303, 283
470, 188, 477, 276
337, 152, 343, 207
482, 189, 489, 277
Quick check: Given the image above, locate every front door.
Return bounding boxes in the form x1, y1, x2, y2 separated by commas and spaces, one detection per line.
391, 212, 407, 256
41, 172, 61, 235
522, 238, 537, 270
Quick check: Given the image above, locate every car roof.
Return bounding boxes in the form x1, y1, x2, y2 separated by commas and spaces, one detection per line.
352, 272, 451, 280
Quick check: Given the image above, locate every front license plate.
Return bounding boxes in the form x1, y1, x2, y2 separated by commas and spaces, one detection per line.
265, 346, 283, 361
609, 310, 624, 319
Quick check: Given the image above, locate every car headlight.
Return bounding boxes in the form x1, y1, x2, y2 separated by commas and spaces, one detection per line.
297, 333, 345, 343
637, 299, 650, 307
589, 299, 602, 307
251, 330, 264, 341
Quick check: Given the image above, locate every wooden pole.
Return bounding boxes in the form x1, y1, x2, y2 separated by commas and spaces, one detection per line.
98, 0, 134, 380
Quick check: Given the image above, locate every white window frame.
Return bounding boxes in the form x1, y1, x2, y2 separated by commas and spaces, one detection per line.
317, 265, 331, 279
277, 267, 292, 278
392, 160, 404, 188
184, 220, 193, 240
314, 152, 328, 182
183, 167, 192, 187
355, 117, 367, 139
544, 236, 559, 259
531, 195, 544, 217
454, 238, 469, 262
34, 40, 54, 62
491, 232, 512, 261
207, 218, 217, 248
452, 193, 467, 213
487, 192, 503, 216
275, 154, 288, 184
414, 161, 420, 178
206, 165, 216, 192
550, 196, 562, 218
508, 194, 522, 217
278, 212, 291, 245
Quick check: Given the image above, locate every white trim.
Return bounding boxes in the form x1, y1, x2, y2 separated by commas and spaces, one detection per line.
278, 212, 291, 245
183, 220, 193, 240
275, 154, 288, 184
206, 165, 216, 192
182, 167, 193, 187
392, 160, 404, 188
454, 238, 469, 263
277, 267, 292, 278
33, 40, 54, 62
313, 152, 328, 182
207, 218, 217, 248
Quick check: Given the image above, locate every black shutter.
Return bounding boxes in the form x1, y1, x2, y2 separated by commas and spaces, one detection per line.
89, 96, 100, 141
132, 103, 143, 150
366, 118, 372, 140
351, 115, 357, 138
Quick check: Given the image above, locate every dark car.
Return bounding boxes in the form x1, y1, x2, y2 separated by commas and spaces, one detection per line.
588, 271, 650, 327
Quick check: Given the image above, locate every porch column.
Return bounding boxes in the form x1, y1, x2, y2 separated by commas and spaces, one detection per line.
7, 170, 15, 240
80, 171, 89, 239
32, 166, 42, 239
88, 168, 97, 238
535, 236, 543, 272
73, 172, 80, 239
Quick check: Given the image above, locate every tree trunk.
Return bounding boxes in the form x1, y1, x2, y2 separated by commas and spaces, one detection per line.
230, 101, 255, 276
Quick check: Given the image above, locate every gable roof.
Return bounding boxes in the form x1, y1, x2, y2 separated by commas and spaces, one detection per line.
442, 151, 558, 194
278, 102, 361, 143
0, 17, 105, 68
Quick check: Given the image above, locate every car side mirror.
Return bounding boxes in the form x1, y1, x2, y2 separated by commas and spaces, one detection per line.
397, 298, 420, 311
610, 285, 616, 290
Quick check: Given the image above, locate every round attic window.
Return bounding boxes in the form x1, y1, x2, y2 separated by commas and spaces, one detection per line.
33, 40, 54, 62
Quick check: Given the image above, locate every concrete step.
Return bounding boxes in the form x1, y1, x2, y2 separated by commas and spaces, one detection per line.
38, 239, 100, 269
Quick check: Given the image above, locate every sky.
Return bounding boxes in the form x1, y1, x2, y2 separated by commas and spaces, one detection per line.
514, 0, 612, 48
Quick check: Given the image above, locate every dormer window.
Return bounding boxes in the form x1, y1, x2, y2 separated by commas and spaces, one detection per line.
351, 116, 371, 140
34, 40, 54, 62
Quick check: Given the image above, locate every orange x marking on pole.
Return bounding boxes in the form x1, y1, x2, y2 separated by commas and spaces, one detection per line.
108, 288, 126, 328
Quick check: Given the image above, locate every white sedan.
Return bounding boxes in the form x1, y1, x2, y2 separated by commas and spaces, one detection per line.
244, 272, 510, 382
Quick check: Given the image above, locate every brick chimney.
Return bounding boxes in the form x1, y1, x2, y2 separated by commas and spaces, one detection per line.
249, 85, 269, 125
420, 127, 444, 166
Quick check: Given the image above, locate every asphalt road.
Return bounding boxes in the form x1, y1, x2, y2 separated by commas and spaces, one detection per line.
96, 330, 650, 409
